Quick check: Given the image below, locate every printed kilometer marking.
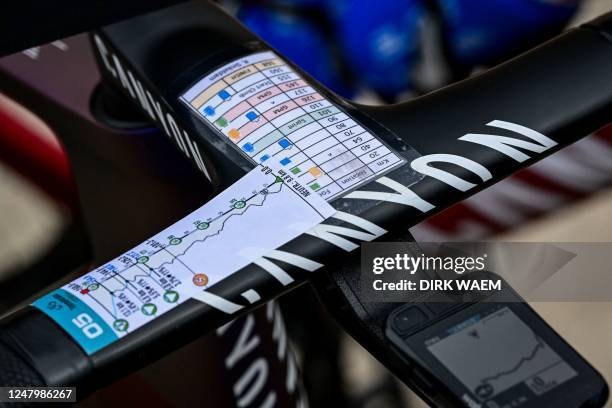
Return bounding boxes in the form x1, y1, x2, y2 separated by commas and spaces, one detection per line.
32, 164, 335, 354
180, 50, 404, 200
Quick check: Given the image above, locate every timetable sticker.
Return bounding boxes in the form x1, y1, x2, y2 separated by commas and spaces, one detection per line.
180, 51, 405, 200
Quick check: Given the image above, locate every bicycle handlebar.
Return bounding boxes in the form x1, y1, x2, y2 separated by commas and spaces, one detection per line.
1, 1, 612, 398
361, 16, 612, 216
0, 0, 189, 58
0, 342, 43, 387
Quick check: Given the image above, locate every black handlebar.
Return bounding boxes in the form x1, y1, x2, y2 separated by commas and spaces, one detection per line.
0, 0, 189, 58
361, 16, 612, 219
1, 1, 611, 399
0, 341, 43, 388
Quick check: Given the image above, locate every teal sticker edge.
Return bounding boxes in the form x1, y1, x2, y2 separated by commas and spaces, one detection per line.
32, 289, 118, 355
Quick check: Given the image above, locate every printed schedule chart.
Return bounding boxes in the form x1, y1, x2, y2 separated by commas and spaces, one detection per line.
181, 51, 404, 200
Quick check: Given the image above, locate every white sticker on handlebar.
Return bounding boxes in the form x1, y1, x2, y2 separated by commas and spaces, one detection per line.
32, 164, 335, 354
180, 51, 405, 201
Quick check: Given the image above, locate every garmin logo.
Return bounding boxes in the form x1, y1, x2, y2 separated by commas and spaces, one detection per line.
92, 34, 212, 182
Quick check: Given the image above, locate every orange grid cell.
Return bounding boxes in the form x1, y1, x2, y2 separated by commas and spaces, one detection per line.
228, 129, 241, 140
309, 167, 323, 178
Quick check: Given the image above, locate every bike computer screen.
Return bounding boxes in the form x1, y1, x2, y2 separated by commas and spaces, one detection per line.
387, 301, 608, 408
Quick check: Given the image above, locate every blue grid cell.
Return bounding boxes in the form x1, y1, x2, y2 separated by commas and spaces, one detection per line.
243, 143, 254, 153
218, 90, 230, 100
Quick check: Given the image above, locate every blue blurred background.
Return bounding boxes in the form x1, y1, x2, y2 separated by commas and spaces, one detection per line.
228, 0, 580, 101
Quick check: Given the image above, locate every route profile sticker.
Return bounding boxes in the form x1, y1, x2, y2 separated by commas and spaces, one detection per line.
32, 164, 335, 354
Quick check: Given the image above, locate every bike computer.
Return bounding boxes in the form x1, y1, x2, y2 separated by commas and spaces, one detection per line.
385, 275, 608, 408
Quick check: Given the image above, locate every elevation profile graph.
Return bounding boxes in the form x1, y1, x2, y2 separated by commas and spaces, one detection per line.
72, 176, 286, 329
33, 164, 335, 354
427, 307, 577, 400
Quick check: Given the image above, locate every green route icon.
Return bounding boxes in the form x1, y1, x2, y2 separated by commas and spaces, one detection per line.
141, 303, 157, 316
233, 200, 246, 209
87, 283, 100, 291
113, 319, 129, 332
163, 290, 179, 303
137, 256, 149, 264
169, 237, 182, 245
197, 221, 210, 230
